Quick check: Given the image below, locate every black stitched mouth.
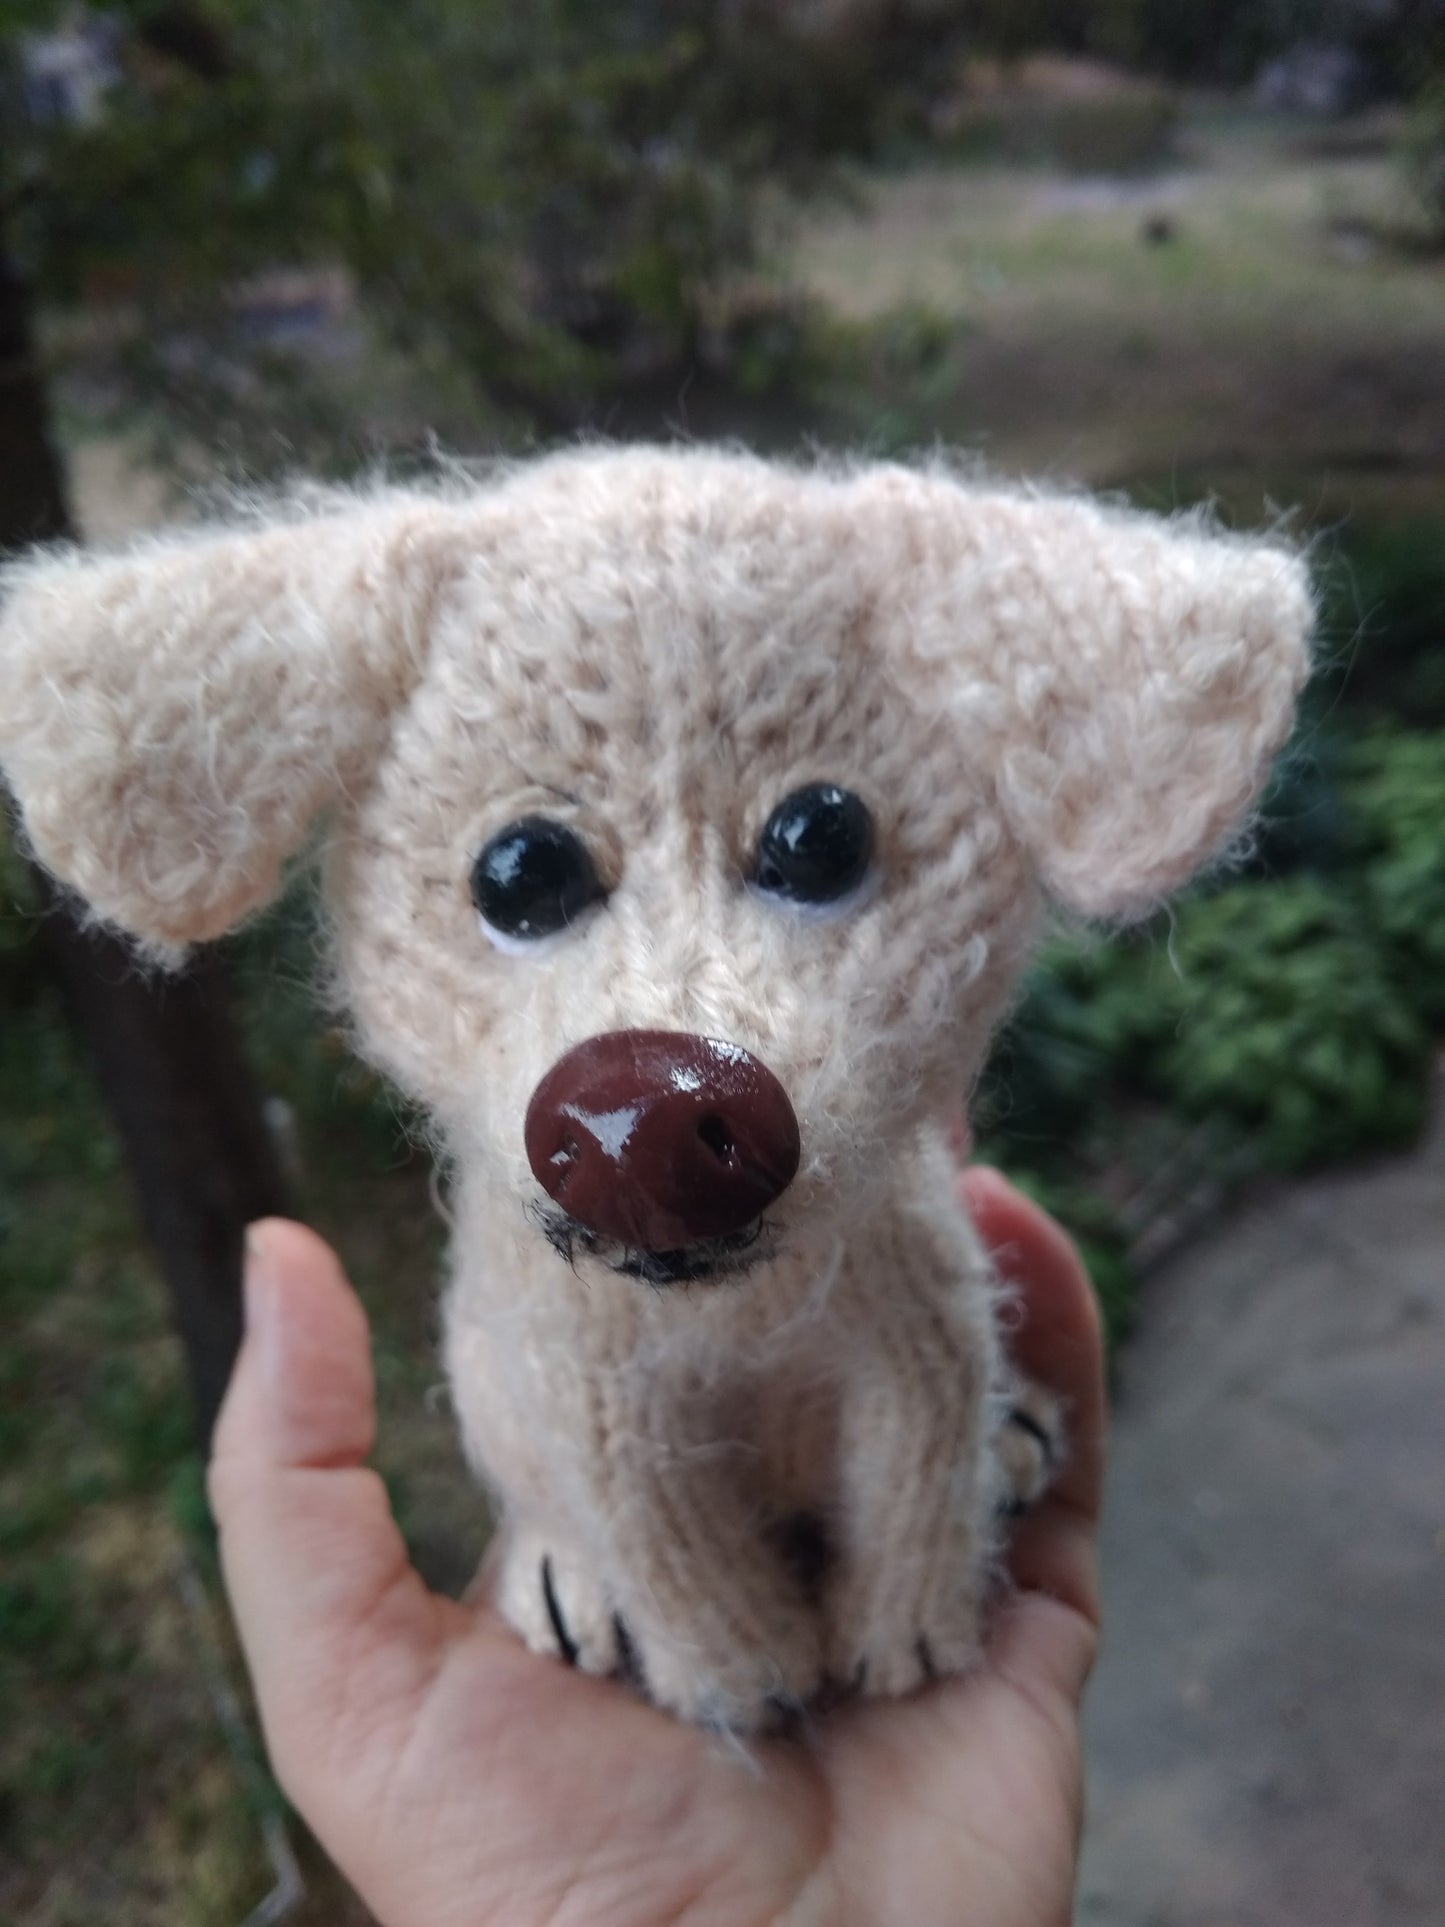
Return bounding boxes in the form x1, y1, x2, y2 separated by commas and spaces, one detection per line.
533, 1203, 775, 1286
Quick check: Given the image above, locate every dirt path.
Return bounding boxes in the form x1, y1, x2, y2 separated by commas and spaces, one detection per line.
1079, 1081, 1445, 1925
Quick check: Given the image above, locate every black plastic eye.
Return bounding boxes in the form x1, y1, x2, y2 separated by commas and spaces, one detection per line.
753, 784, 874, 907
471, 816, 606, 943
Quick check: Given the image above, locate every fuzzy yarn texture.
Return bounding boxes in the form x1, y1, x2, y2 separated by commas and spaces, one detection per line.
0, 446, 1312, 1730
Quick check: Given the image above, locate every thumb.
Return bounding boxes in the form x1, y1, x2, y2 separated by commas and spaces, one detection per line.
961, 1168, 1105, 1710
214, 1218, 376, 1475
208, 1221, 450, 1790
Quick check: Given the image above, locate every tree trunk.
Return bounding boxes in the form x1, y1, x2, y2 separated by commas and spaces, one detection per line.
1, 236, 292, 1440
0, 250, 71, 545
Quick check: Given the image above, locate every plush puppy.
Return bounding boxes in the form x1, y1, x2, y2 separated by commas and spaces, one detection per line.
0, 447, 1311, 1731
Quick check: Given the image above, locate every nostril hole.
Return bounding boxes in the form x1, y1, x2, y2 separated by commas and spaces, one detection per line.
697, 1114, 737, 1165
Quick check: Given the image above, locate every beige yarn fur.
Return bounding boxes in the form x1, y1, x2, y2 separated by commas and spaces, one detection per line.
0, 445, 1312, 1730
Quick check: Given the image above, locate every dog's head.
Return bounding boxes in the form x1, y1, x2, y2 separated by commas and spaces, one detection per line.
0, 449, 1311, 1279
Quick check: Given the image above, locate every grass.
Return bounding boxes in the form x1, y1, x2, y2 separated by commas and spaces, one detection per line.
794, 108, 1445, 491
0, 871, 467, 1922
0, 939, 262, 1923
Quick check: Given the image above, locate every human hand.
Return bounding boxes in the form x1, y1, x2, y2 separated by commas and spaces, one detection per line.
209, 1169, 1106, 1927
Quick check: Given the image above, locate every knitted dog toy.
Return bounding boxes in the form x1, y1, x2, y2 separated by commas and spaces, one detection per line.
0, 447, 1310, 1731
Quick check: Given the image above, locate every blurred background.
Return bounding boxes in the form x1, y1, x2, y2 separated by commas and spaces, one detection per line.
1, 2, 1442, 1921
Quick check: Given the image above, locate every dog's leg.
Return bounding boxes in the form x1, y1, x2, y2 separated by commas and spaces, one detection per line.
452, 1298, 823, 1730
493, 1430, 825, 1731
600, 1416, 830, 1731
825, 1344, 1067, 1698
822, 1245, 1007, 1699
490, 1523, 627, 1680
825, 1364, 991, 1695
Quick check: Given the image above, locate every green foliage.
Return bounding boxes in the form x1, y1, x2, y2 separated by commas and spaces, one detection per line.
988, 714, 1443, 1193
912, 0, 1423, 89
0, 1560, 101, 1676
980, 547, 1445, 1310
1319, 518, 1445, 726
1344, 728, 1445, 1023
1402, 71, 1445, 244
976, 935, 1171, 1338
1094, 0, 1334, 84
0, 961, 126, 1325
0, 817, 45, 1001
1157, 880, 1431, 1167
0, 803, 455, 1913
978, 933, 1166, 1146
939, 76, 1179, 175
224, 887, 419, 1172
6, 0, 953, 464
813, 300, 968, 449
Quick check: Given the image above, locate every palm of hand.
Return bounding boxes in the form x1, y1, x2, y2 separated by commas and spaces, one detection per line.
210, 1170, 1104, 1927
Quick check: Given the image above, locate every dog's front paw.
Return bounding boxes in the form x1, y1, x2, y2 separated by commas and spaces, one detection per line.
997, 1380, 1067, 1516
493, 1528, 824, 1729
832, 1557, 994, 1711
494, 1528, 626, 1679
634, 1611, 826, 1734
828, 1585, 984, 1701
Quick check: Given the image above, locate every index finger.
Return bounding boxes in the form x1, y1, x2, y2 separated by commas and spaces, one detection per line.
962, 1167, 1108, 1621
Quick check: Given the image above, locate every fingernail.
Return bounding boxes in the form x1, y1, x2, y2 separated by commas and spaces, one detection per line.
243, 1223, 284, 1389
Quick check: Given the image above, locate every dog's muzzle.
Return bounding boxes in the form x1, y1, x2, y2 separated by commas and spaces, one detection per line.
524, 1030, 800, 1260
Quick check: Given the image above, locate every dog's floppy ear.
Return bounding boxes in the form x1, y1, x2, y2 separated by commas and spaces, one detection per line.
885, 479, 1312, 918
0, 493, 451, 948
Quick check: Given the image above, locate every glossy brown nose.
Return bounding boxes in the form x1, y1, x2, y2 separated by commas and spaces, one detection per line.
525, 1030, 800, 1252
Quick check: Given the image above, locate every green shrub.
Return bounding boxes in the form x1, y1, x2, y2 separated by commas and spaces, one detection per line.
12, 0, 960, 461
224, 888, 418, 1176
980, 691, 1445, 1316
1317, 520, 1445, 727
0, 815, 45, 999
1344, 728, 1445, 1026
976, 932, 1163, 1149
975, 933, 1173, 1339
1401, 75, 1445, 249
1156, 880, 1431, 1170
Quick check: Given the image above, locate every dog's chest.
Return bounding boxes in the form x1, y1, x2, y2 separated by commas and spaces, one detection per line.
621, 1206, 991, 1478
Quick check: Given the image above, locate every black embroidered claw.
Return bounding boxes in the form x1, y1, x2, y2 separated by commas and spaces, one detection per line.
915, 1635, 938, 1682
1008, 1404, 1058, 1469
541, 1555, 579, 1666
613, 1613, 645, 1693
